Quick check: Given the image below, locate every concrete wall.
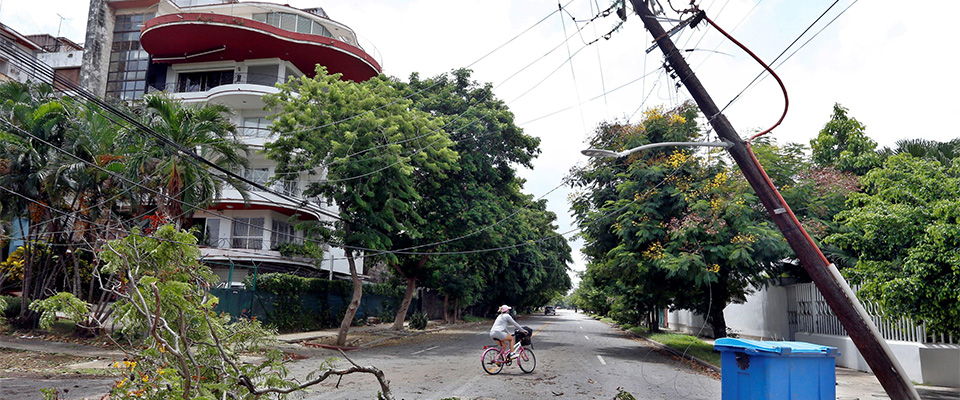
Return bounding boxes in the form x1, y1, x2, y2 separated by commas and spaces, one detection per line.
667, 282, 790, 340
37, 51, 83, 68
796, 333, 960, 387
80, 0, 114, 97
920, 345, 960, 388
722, 284, 790, 341
668, 284, 959, 387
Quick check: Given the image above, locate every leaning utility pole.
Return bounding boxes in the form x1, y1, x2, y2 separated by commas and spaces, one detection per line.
628, 1, 919, 398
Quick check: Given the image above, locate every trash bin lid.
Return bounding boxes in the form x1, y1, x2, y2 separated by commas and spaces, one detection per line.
714, 338, 838, 357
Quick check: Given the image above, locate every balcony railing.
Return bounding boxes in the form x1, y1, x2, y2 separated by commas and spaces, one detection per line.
148, 71, 286, 94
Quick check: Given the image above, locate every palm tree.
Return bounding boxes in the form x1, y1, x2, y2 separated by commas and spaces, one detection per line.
129, 93, 248, 228
879, 138, 960, 168
0, 81, 70, 324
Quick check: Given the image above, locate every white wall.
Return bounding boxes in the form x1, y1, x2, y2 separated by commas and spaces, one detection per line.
793, 332, 960, 388
667, 282, 790, 340
723, 284, 790, 341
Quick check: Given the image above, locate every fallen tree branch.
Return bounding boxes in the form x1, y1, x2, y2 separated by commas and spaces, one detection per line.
237, 349, 394, 400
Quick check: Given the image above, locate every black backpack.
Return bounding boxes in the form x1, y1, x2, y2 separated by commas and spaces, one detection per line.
514, 325, 533, 346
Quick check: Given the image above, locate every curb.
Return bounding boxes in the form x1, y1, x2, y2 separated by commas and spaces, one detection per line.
631, 333, 721, 374
594, 319, 721, 374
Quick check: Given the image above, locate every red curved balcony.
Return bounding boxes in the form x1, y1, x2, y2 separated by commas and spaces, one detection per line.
140, 13, 381, 82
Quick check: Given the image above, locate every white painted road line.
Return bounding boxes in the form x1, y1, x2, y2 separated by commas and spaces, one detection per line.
412, 345, 439, 355
597, 355, 607, 365
584, 335, 590, 340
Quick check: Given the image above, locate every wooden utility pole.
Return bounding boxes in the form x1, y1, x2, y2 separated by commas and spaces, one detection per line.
628, 1, 920, 398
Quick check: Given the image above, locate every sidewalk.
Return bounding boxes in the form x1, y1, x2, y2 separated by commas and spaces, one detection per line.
274, 319, 478, 350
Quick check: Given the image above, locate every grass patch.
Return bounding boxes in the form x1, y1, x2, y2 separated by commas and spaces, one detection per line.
600, 317, 616, 325
643, 332, 720, 366
462, 315, 486, 323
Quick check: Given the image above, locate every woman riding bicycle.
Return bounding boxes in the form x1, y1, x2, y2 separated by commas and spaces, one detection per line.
489, 305, 528, 358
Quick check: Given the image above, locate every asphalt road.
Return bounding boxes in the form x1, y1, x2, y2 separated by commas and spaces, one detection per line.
288, 309, 721, 400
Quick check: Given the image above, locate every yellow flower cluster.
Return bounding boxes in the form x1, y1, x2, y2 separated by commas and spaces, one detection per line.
644, 242, 665, 260
668, 113, 687, 125
643, 106, 665, 121
706, 172, 728, 190
113, 360, 137, 371
665, 150, 689, 169
731, 233, 757, 244
710, 198, 724, 213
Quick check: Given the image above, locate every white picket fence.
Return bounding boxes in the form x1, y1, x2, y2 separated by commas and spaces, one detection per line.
787, 282, 955, 345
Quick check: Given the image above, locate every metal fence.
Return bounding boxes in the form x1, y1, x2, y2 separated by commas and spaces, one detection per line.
787, 282, 955, 344
210, 288, 403, 327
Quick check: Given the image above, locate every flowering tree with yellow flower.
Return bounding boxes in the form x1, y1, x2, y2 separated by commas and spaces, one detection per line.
569, 103, 857, 337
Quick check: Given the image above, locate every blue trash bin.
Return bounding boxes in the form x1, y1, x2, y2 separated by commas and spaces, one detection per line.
714, 338, 839, 400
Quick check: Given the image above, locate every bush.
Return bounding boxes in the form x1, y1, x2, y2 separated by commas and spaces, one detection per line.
408, 312, 428, 330
376, 308, 395, 324
0, 295, 20, 319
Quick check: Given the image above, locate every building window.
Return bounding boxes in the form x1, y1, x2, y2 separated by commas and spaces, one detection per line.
240, 117, 272, 138
231, 217, 264, 249
106, 12, 154, 100
246, 64, 280, 86
271, 219, 297, 248
242, 167, 270, 190
251, 12, 333, 38
176, 70, 234, 93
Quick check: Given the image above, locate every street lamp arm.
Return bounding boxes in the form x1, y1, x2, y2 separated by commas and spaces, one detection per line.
581, 141, 732, 158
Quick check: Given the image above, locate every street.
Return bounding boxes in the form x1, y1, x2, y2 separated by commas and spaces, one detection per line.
287, 310, 720, 399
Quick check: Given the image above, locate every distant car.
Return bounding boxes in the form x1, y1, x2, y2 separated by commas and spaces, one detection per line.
544, 306, 557, 315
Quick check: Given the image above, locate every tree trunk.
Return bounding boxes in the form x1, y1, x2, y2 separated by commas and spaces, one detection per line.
454, 298, 460, 323
442, 294, 451, 324
391, 278, 416, 331
709, 273, 729, 338
336, 250, 363, 346
646, 311, 659, 333
18, 233, 37, 327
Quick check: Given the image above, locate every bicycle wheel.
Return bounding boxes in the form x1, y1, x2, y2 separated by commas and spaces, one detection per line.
481, 348, 504, 375
517, 347, 536, 373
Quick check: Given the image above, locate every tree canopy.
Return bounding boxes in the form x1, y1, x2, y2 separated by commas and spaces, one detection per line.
264, 67, 459, 343
827, 154, 960, 336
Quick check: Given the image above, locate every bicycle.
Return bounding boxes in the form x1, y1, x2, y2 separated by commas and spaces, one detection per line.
481, 330, 536, 375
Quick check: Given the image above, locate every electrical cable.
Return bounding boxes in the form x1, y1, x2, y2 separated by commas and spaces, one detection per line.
702, 13, 830, 269
703, 14, 787, 142
558, 1, 589, 136
0, 2, 670, 263
0, 42, 344, 222
716, 0, 839, 120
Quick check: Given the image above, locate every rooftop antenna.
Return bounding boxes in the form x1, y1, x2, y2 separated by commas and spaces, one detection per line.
55, 13, 69, 51
55, 13, 67, 36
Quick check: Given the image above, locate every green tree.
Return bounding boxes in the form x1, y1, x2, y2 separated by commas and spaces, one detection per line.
129, 93, 249, 228
810, 103, 881, 175
264, 68, 458, 345
827, 154, 960, 336
390, 69, 569, 326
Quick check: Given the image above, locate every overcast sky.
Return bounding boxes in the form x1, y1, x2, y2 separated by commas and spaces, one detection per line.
4, 0, 959, 286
